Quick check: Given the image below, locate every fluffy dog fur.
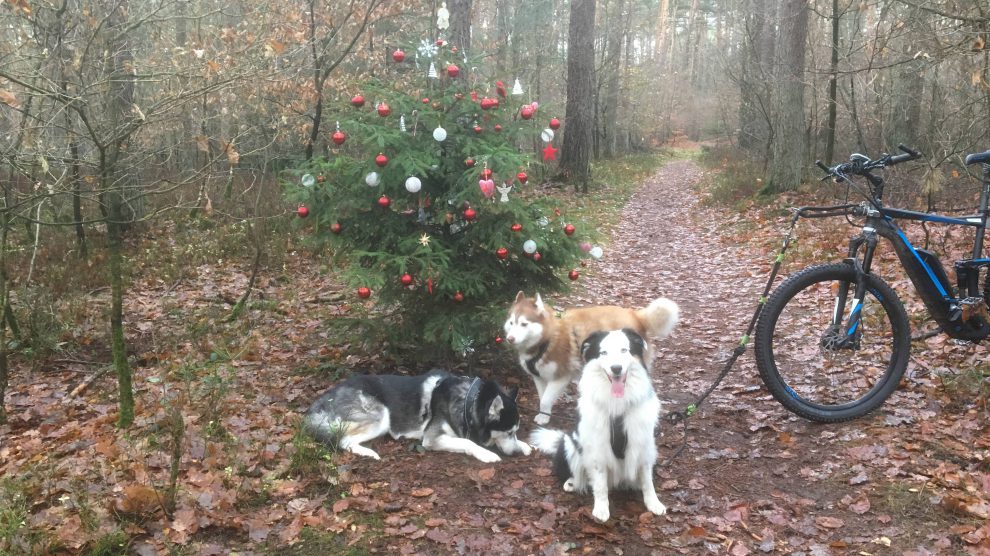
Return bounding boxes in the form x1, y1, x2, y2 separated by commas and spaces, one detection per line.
504, 292, 678, 424
531, 328, 669, 522
304, 369, 531, 462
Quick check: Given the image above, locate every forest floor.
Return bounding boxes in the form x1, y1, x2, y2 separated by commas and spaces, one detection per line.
2, 155, 988, 555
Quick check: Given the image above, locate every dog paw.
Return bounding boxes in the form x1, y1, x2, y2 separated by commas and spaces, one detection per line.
591, 505, 610, 523
534, 413, 550, 425
350, 446, 381, 460
563, 478, 576, 492
474, 449, 502, 463
516, 441, 532, 456
645, 497, 667, 516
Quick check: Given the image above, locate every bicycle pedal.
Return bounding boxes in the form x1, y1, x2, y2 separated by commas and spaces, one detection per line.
960, 297, 990, 322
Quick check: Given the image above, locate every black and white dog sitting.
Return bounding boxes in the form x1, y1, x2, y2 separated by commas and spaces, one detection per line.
304, 369, 531, 462
531, 328, 671, 522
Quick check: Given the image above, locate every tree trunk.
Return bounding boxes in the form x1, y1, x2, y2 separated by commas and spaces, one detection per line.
448, 0, 473, 53
824, 0, 839, 165
600, 0, 626, 159
0, 210, 8, 424
559, 0, 596, 191
738, 0, 774, 153
654, 0, 671, 67
766, 0, 808, 193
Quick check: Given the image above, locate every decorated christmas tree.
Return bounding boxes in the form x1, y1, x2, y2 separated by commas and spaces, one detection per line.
287, 38, 598, 357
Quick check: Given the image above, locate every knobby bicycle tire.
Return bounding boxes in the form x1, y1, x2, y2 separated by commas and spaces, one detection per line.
754, 263, 911, 422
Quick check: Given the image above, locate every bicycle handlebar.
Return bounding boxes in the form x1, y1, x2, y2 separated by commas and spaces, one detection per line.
816, 144, 922, 182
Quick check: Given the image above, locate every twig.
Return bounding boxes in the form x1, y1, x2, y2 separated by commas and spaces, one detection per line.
65, 365, 111, 400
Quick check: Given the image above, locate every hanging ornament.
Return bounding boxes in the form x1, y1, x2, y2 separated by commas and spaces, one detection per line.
523, 239, 537, 254
510, 223, 523, 232
392, 49, 406, 63
496, 183, 512, 202
538, 216, 550, 227
579, 241, 592, 252
481, 168, 493, 179
541, 128, 555, 143
427, 277, 434, 294
405, 176, 422, 193
453, 291, 464, 303
422, 97, 430, 104
447, 64, 460, 78
512, 78, 523, 96
365, 171, 381, 187
437, 2, 450, 30
563, 223, 576, 236
473, 124, 483, 134
375, 153, 389, 167
494, 124, 503, 132
357, 287, 372, 299
590, 246, 604, 259
542, 143, 558, 161
520, 105, 534, 120
495, 336, 504, 344
496, 247, 509, 260
463, 207, 477, 221
297, 206, 309, 218
317, 175, 326, 183
377, 102, 391, 117
549, 117, 561, 130
496, 80, 507, 98
464, 158, 475, 167
419, 233, 431, 246
400, 273, 413, 286
351, 94, 365, 107
301, 174, 316, 187
377, 195, 391, 208
533, 252, 542, 262
399, 115, 407, 132
470, 90, 479, 102
330, 222, 342, 234
428, 62, 438, 79
433, 126, 447, 142
479, 178, 495, 199
516, 171, 528, 184
568, 270, 580, 281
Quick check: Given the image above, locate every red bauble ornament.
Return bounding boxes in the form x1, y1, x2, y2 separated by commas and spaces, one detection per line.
495, 80, 507, 98
436, 38, 446, 46
520, 106, 534, 120
465, 158, 475, 167
495, 336, 504, 344
470, 90, 479, 102
330, 222, 342, 234
453, 291, 464, 303
332, 131, 346, 145
568, 270, 580, 281
480, 98, 493, 110
496, 247, 509, 260
357, 287, 372, 299
377, 195, 391, 208
392, 49, 406, 62
351, 94, 365, 107
494, 124, 502, 132
481, 168, 493, 179
377, 103, 391, 117
510, 223, 523, 232
422, 97, 430, 104
400, 273, 413, 286
549, 117, 561, 130
564, 223, 576, 236
516, 171, 528, 184
533, 252, 542, 262
375, 153, 389, 167
297, 206, 309, 218
473, 125, 482, 134
427, 278, 434, 294
463, 207, 477, 221
447, 64, 460, 78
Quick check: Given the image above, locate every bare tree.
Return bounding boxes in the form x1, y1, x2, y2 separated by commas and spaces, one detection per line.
559, 0, 596, 191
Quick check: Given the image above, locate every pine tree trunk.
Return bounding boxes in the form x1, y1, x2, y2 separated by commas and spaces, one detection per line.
560, 0, 596, 191
448, 0, 473, 53
766, 0, 808, 193
0, 210, 8, 425
600, 0, 626, 159
738, 0, 773, 153
824, 0, 839, 165
654, 0, 671, 66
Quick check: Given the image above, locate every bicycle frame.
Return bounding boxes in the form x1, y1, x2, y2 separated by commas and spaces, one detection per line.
839, 170, 990, 342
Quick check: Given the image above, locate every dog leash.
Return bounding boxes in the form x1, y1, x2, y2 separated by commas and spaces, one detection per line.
659, 210, 802, 465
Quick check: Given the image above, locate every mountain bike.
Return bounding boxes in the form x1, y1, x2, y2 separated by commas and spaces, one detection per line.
753, 145, 990, 422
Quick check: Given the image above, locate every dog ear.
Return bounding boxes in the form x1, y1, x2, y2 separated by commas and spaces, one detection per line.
622, 328, 646, 358
488, 395, 504, 419
535, 293, 546, 313
581, 331, 607, 362
514, 291, 526, 303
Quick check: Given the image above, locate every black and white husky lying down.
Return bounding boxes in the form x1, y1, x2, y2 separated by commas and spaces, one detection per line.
304, 369, 531, 462
531, 328, 670, 522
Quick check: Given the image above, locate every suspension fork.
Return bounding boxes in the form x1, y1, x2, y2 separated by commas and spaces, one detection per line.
834, 226, 880, 343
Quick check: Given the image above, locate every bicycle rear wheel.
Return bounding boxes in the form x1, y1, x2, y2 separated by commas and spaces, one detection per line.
754, 263, 910, 422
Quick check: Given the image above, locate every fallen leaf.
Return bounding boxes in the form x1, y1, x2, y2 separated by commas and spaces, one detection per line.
410, 487, 435, 498
478, 467, 496, 482
815, 516, 844, 529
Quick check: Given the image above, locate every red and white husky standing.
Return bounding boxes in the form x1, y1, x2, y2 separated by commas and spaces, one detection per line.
503, 292, 678, 424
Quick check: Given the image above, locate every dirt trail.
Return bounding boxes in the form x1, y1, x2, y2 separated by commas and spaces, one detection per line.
313, 158, 977, 555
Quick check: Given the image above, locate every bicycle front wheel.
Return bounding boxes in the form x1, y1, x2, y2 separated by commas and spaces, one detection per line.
754, 263, 911, 422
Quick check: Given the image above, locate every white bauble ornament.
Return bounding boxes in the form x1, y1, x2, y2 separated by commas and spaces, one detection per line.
301, 174, 316, 187
537, 216, 550, 227
433, 126, 447, 142
365, 172, 381, 187
541, 128, 555, 143
405, 176, 422, 193
523, 240, 537, 254
590, 246, 604, 259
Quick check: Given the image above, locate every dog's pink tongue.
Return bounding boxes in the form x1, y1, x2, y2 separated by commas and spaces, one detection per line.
610, 376, 625, 398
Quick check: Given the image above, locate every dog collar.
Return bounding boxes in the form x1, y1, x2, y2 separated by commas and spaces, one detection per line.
463, 377, 483, 441
524, 341, 550, 377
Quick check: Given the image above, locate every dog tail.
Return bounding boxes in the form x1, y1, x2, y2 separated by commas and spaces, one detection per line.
529, 428, 566, 455
638, 297, 679, 339
302, 411, 347, 449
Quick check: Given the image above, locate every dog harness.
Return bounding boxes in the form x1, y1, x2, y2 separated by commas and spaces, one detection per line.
463, 377, 484, 442
524, 341, 550, 377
